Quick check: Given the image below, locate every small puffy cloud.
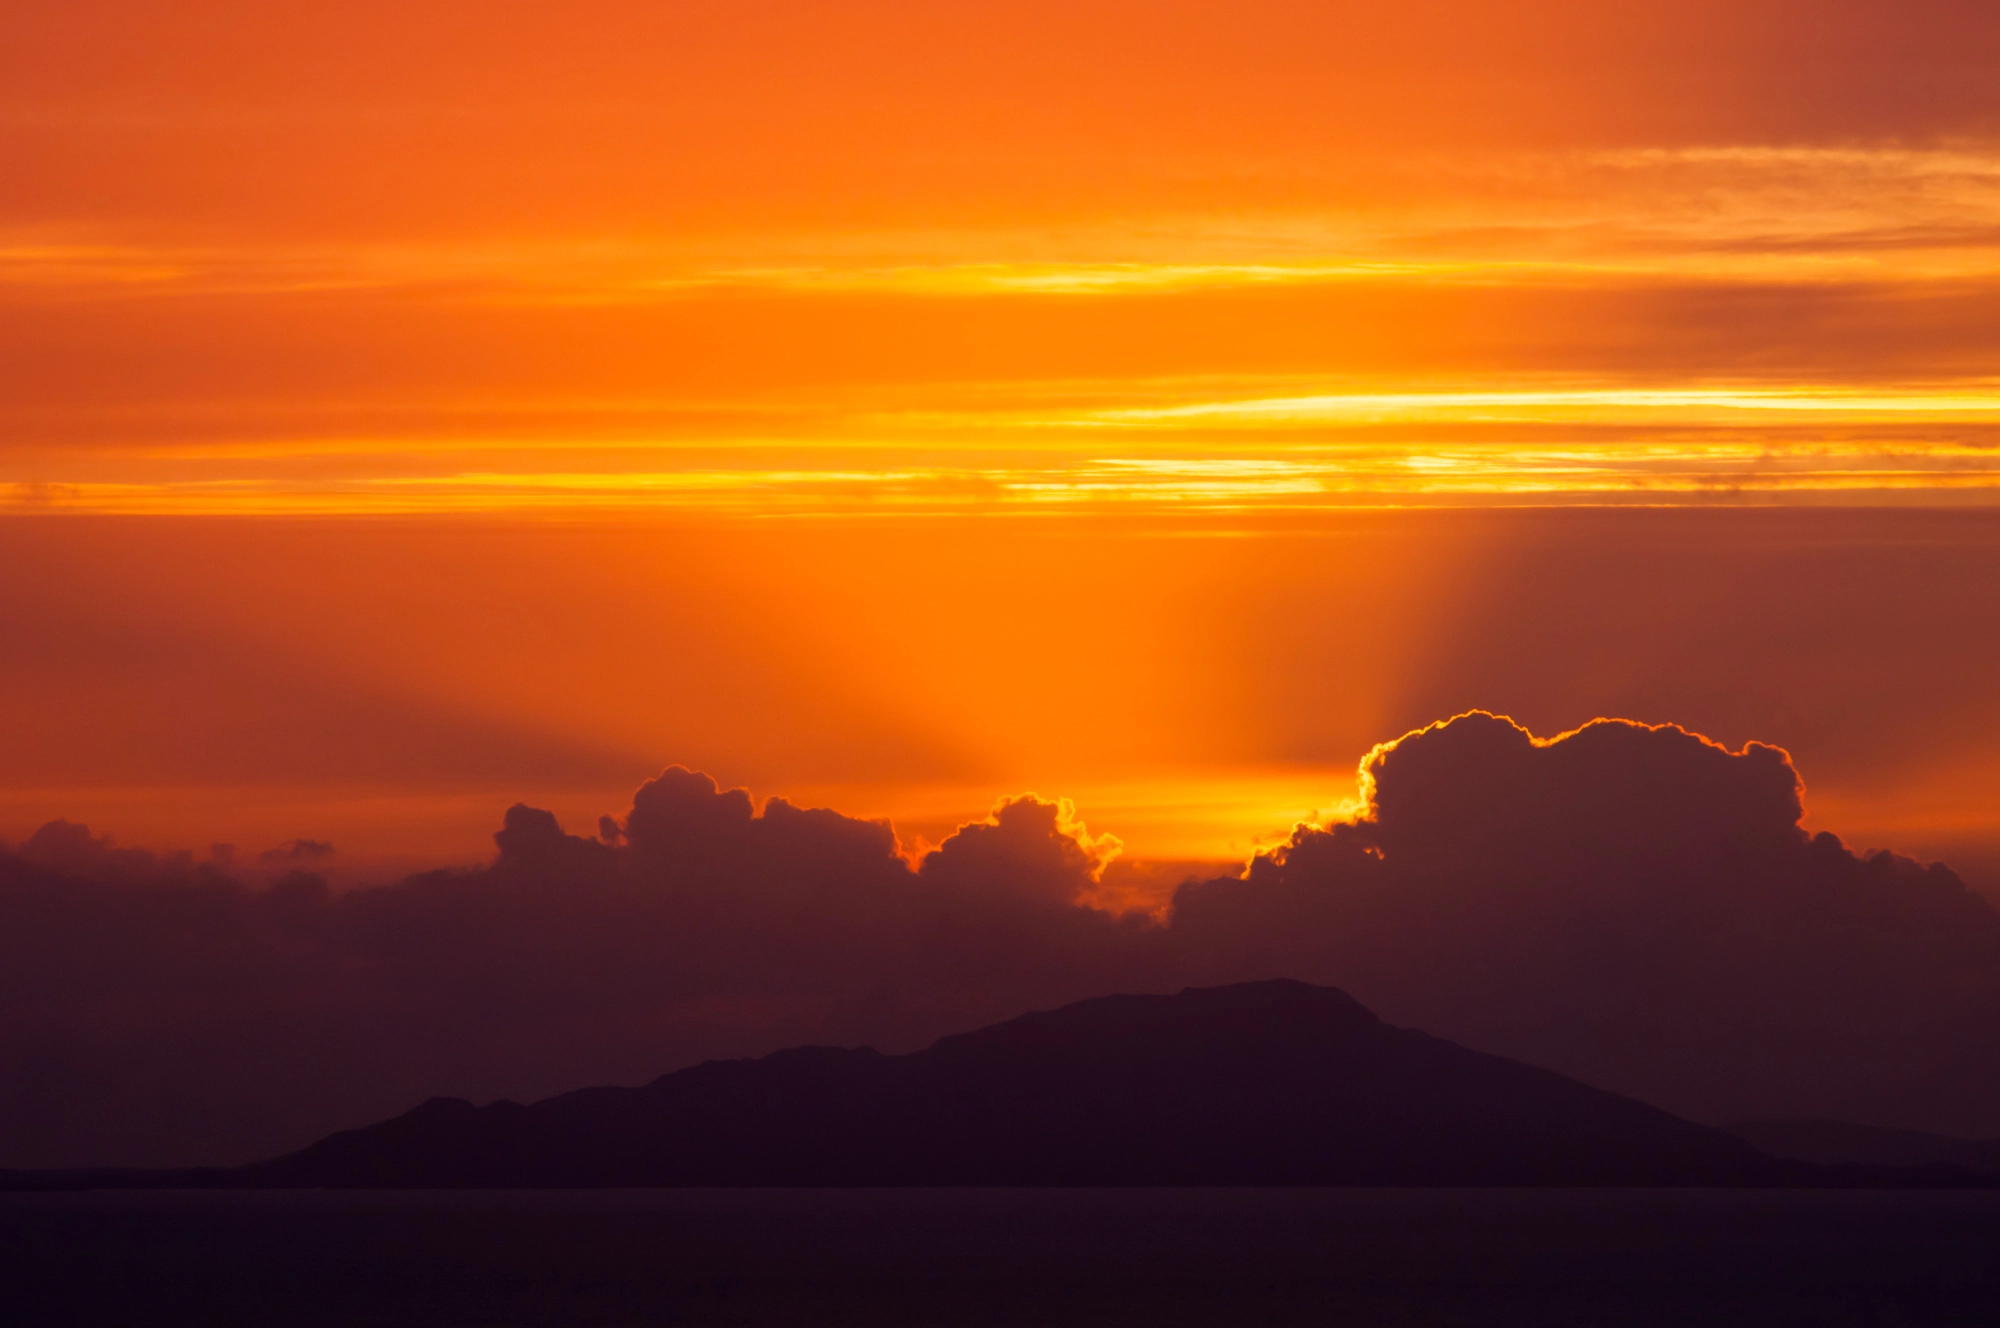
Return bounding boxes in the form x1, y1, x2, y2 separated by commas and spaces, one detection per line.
919, 794, 1121, 904
259, 838, 336, 865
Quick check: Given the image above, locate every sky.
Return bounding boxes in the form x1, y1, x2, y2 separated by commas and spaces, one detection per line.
5, 0, 2000, 874
7, 0, 2000, 1166
8, 1, 2000, 518
10, 713, 2000, 1167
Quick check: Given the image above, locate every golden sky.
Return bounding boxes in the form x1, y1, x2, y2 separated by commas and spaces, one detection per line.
5, 1, 2000, 874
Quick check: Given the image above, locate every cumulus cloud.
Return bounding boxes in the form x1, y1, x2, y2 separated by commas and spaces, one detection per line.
260, 838, 335, 865
0, 775, 1151, 1167
6, 716, 2000, 1169
1171, 713, 2000, 1136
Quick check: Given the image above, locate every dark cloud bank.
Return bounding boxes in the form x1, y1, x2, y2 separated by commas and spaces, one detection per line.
5, 713, 2000, 1168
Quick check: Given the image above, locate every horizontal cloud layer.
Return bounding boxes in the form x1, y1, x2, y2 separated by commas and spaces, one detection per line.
5, 712, 2000, 1167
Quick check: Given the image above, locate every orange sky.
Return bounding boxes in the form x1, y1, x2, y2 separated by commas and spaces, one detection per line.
4, 1, 2000, 881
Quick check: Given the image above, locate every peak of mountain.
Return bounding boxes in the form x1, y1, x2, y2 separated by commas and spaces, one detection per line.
243, 980, 1793, 1187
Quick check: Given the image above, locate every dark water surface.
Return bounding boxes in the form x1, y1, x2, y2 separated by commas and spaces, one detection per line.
6, 1188, 1999, 1326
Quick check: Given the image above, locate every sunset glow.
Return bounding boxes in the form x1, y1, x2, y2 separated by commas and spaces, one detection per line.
20, 7, 2000, 1241
6, 1, 2000, 887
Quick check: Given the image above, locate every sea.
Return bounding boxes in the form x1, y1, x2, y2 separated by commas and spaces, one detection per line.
6, 1187, 1998, 1326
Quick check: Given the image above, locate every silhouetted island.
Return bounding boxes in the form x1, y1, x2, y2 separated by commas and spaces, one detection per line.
9, 981, 1996, 1190
244, 982, 1808, 1186
1725, 1119, 2000, 1174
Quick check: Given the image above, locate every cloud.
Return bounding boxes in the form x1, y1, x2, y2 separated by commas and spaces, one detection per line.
0, 773, 1151, 1167
260, 838, 335, 864
6, 717, 2000, 1169
12, 818, 227, 883
919, 794, 1121, 903
1171, 713, 2000, 1136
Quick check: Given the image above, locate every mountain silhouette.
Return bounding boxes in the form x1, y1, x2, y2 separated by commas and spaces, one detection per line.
222, 980, 1812, 1187
1725, 1119, 2000, 1174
